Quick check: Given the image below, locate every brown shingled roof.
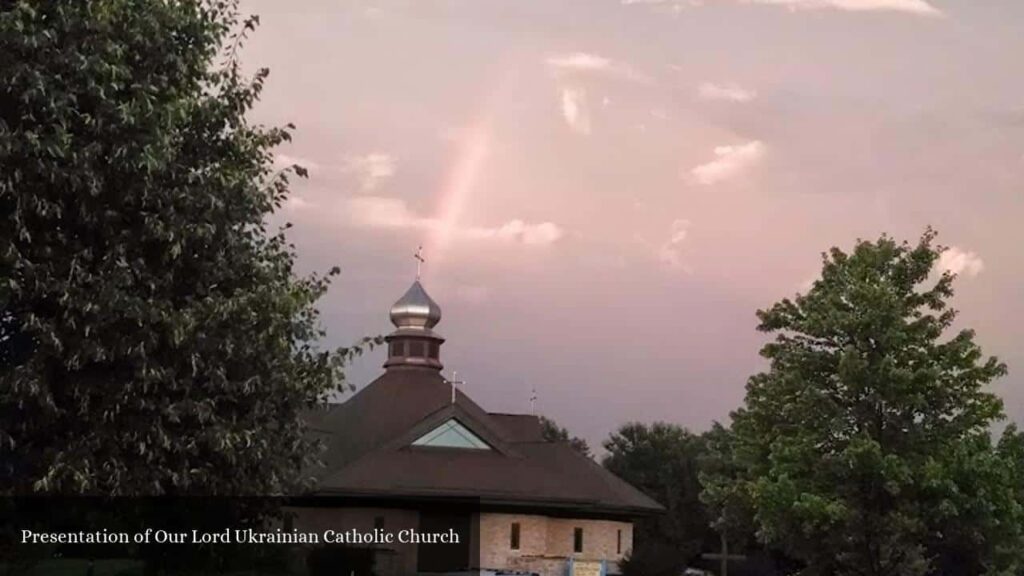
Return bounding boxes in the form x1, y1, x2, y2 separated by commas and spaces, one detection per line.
303, 369, 663, 516
487, 413, 544, 443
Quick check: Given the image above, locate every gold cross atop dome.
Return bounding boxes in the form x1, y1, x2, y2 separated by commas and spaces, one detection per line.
414, 245, 425, 280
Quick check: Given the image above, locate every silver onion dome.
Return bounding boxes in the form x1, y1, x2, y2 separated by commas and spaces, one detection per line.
389, 280, 442, 330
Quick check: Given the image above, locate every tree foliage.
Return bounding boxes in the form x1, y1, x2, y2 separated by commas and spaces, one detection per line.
603, 422, 713, 576
719, 230, 1022, 576
0, 0, 364, 496
699, 421, 756, 546
539, 415, 591, 458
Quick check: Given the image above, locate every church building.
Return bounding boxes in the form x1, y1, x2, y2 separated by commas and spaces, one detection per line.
297, 277, 662, 576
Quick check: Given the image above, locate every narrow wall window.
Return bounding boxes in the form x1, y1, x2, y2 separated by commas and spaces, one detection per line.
573, 527, 583, 553
617, 529, 622, 554
510, 522, 520, 550
374, 516, 385, 530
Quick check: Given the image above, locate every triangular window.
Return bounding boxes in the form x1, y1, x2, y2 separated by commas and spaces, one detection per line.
412, 418, 491, 450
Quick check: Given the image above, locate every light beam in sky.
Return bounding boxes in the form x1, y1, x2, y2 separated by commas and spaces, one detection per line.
421, 56, 523, 280
424, 116, 492, 275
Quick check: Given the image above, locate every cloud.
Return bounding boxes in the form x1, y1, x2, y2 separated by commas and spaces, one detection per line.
341, 153, 396, 192
545, 52, 652, 83
560, 88, 592, 135
274, 154, 320, 172
275, 152, 398, 192
938, 247, 984, 278
454, 284, 490, 304
698, 82, 757, 103
438, 125, 470, 143
622, 0, 941, 16
745, 0, 941, 14
621, 0, 698, 7
547, 54, 648, 134
360, 6, 385, 19
466, 220, 565, 245
283, 196, 315, 211
546, 52, 612, 71
658, 219, 691, 269
347, 197, 564, 247
347, 196, 423, 229
690, 141, 765, 185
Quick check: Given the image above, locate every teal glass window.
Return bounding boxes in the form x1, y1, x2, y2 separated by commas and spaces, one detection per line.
412, 419, 491, 450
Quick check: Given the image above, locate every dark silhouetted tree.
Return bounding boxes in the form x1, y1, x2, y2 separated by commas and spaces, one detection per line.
603, 422, 714, 576
539, 415, 591, 458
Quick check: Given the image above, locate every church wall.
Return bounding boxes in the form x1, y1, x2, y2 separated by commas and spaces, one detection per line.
479, 512, 633, 576
545, 517, 632, 561
479, 512, 549, 566
288, 506, 420, 576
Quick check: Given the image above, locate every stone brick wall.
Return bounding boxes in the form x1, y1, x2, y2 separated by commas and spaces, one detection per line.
545, 517, 632, 561
289, 506, 420, 576
287, 507, 633, 576
479, 513, 633, 576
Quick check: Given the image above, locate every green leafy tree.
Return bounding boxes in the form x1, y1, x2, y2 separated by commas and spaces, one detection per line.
701, 422, 805, 576
989, 425, 1024, 572
724, 230, 1022, 576
698, 422, 758, 574
0, 0, 366, 496
699, 422, 751, 537
539, 415, 591, 458
998, 424, 1024, 505
603, 422, 714, 576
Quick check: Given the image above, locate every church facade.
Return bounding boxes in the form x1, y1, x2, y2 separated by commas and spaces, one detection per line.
296, 279, 662, 576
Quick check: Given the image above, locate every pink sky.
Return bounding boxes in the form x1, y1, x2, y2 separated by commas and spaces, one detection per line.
240, 0, 1024, 449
